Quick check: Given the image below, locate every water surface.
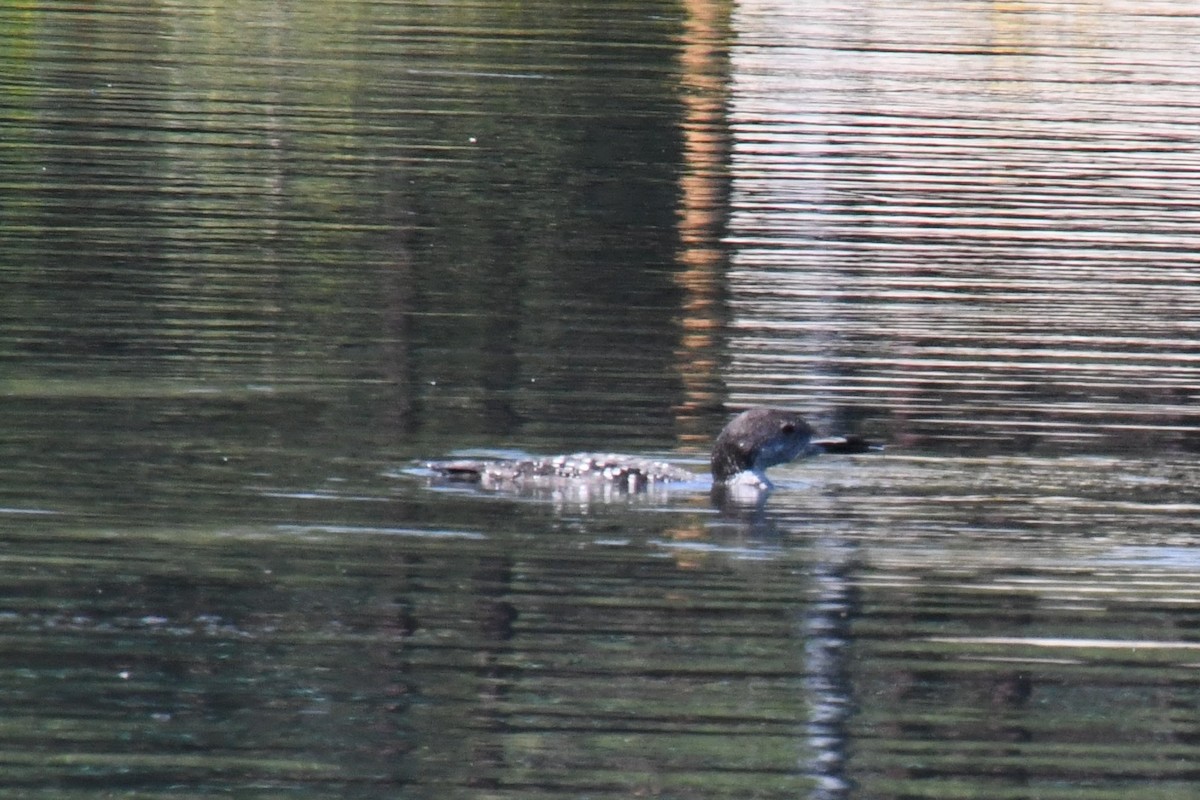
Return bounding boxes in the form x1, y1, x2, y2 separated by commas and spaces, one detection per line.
3, 0, 1200, 797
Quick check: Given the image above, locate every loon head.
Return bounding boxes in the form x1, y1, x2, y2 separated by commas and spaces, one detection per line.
709, 408, 817, 485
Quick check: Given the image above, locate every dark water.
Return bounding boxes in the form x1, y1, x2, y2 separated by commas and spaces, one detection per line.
3, 0, 1200, 796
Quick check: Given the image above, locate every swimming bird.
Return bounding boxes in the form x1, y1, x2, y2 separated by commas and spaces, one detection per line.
427, 407, 875, 493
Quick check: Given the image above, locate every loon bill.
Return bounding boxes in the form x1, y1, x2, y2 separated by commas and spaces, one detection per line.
426, 407, 876, 492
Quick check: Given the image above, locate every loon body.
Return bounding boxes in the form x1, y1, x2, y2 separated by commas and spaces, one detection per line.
427, 407, 873, 493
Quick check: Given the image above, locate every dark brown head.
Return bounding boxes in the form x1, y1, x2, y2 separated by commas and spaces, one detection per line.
710, 408, 816, 483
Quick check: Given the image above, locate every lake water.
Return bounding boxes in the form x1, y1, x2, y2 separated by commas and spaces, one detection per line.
3, 0, 1200, 796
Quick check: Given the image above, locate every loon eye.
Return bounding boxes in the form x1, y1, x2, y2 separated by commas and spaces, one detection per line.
780, 422, 795, 434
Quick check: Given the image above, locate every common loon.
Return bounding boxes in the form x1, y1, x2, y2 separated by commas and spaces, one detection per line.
427, 407, 874, 492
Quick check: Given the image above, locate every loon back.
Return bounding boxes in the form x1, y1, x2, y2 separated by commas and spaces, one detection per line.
431, 452, 695, 492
